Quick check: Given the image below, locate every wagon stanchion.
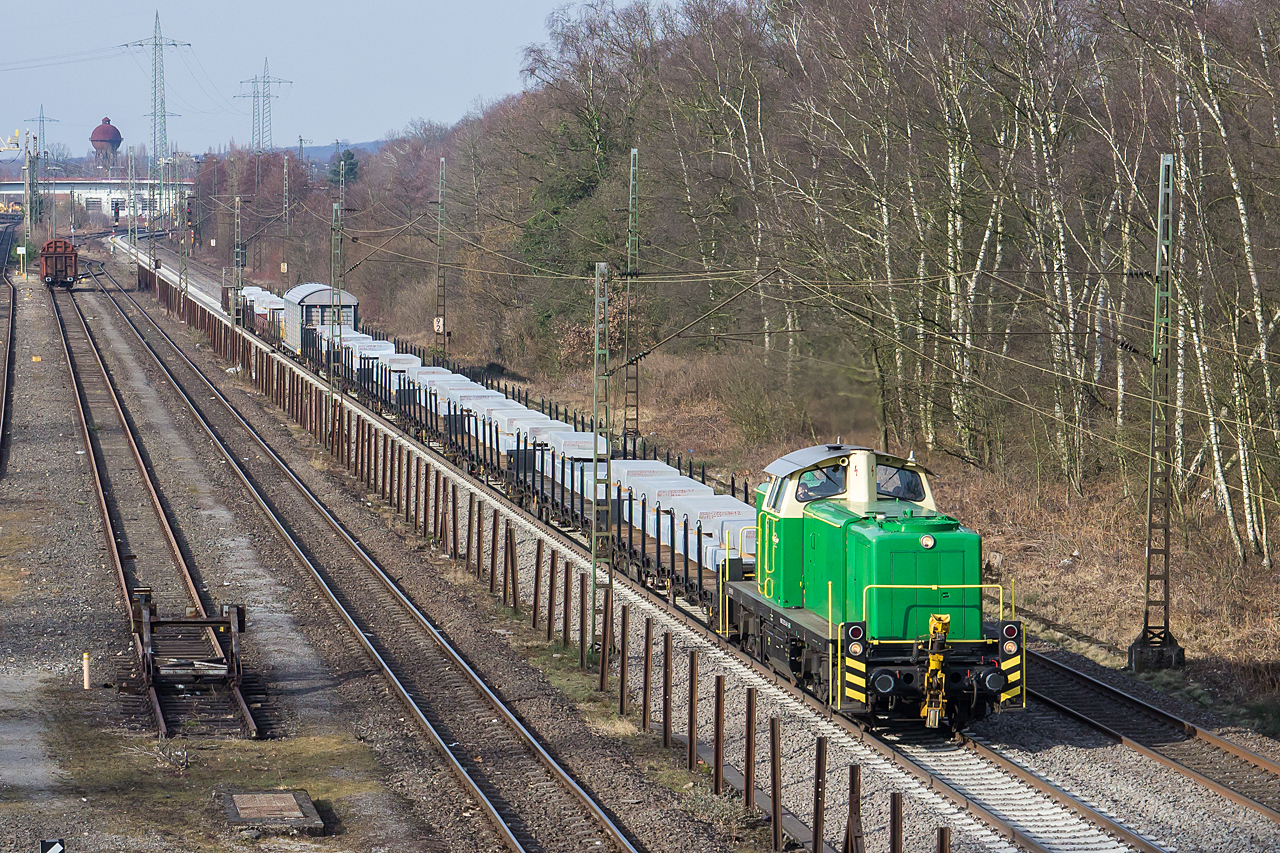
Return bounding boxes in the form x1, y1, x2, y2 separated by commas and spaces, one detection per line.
618, 604, 630, 716
813, 736, 827, 852
642, 617, 654, 731
598, 587, 613, 691
890, 791, 903, 853
713, 674, 725, 795
745, 687, 757, 811
662, 632, 673, 749
686, 650, 698, 771
771, 717, 783, 852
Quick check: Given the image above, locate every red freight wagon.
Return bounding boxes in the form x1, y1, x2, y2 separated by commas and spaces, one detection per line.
40, 239, 78, 287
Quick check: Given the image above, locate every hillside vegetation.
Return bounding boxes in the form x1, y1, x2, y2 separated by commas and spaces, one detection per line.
188, 0, 1280, 718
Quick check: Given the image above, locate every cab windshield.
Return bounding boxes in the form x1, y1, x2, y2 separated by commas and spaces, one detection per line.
876, 464, 925, 502
796, 464, 846, 502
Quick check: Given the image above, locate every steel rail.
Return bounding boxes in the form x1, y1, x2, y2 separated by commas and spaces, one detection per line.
50, 285, 168, 736
1028, 650, 1280, 823
58, 274, 257, 738
0, 219, 16, 474
95, 265, 639, 853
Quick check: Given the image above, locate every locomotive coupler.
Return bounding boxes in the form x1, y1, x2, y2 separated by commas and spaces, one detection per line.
921, 613, 950, 728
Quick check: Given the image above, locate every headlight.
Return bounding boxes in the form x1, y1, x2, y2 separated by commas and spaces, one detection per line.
848, 641, 863, 657
920, 534, 935, 549
1002, 640, 1019, 656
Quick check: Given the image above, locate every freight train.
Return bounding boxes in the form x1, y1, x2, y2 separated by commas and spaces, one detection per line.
232, 281, 1024, 730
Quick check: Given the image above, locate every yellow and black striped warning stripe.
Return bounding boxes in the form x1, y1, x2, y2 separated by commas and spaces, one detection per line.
843, 654, 867, 705
1000, 642, 1025, 706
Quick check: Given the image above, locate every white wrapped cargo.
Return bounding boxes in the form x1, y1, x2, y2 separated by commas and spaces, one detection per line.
353, 340, 396, 357
611, 460, 678, 492
628, 477, 715, 542
497, 414, 553, 454
494, 409, 549, 433
668, 494, 756, 552
546, 431, 610, 459
338, 332, 374, 350
378, 353, 422, 371
408, 366, 454, 383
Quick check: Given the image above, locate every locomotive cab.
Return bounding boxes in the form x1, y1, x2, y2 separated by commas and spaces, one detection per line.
725, 444, 1023, 730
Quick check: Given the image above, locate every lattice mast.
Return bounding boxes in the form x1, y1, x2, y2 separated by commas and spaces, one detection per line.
127, 147, 138, 251
24, 107, 58, 221
327, 160, 346, 418
128, 13, 185, 265
233, 196, 244, 326
1130, 153, 1185, 671
591, 261, 613, 648
622, 148, 641, 442
433, 158, 447, 359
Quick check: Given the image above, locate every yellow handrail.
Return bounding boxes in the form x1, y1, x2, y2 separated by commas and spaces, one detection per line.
861, 583, 1007, 622
718, 554, 730, 636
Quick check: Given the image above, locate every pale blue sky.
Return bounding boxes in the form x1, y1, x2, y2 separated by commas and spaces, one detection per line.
5, 2, 574, 156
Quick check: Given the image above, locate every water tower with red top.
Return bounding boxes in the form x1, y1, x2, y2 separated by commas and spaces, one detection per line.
90, 117, 123, 168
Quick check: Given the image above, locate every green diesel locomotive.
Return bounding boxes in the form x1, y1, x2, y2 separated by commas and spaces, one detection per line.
719, 444, 1024, 730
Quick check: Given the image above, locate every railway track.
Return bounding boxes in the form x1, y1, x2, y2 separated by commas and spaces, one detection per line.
86, 264, 641, 853
111, 243, 1213, 851
50, 281, 256, 739
1028, 650, 1280, 822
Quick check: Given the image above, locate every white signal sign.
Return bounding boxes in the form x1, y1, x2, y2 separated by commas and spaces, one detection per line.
15, 246, 25, 255
433, 316, 445, 334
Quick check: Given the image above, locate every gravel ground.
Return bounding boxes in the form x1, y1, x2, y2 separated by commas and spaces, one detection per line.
0, 270, 124, 851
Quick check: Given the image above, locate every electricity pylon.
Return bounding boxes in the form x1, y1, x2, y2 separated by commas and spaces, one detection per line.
128, 12, 186, 265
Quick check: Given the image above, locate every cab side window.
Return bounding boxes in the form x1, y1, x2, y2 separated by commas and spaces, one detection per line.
796, 464, 846, 502
766, 476, 787, 511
